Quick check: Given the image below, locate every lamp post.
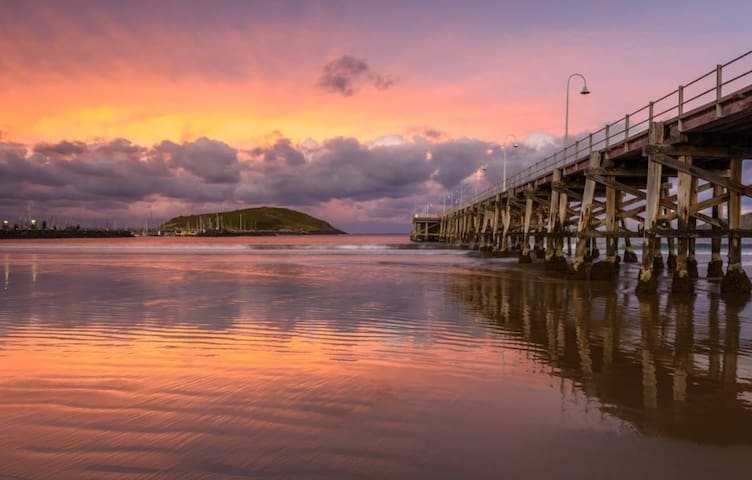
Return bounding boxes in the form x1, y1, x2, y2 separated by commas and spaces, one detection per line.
474, 165, 487, 200
564, 73, 590, 150
458, 183, 468, 206
502, 134, 519, 192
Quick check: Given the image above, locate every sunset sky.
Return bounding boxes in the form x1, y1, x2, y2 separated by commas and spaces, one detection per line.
1, 0, 750, 232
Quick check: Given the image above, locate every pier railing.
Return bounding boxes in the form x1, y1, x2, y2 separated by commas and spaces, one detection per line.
447, 49, 752, 214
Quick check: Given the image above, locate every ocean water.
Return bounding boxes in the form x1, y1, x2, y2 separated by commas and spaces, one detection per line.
0, 235, 751, 479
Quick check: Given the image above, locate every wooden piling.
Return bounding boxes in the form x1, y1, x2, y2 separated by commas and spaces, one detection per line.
492, 196, 501, 251
520, 191, 534, 263
721, 158, 751, 296
545, 169, 561, 262
570, 152, 600, 279
621, 217, 638, 262
591, 174, 619, 280
546, 169, 568, 270
637, 122, 664, 294
687, 174, 699, 279
501, 200, 511, 254
708, 184, 724, 277
672, 156, 694, 294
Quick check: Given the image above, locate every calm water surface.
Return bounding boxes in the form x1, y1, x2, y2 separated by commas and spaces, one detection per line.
0, 235, 751, 479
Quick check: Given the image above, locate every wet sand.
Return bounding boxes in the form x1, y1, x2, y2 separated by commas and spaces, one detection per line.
0, 236, 750, 479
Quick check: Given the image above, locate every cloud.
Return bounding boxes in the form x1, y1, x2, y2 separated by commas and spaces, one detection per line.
251, 138, 305, 167
423, 129, 444, 139
0, 133, 558, 231
33, 140, 87, 157
0, 137, 239, 223
155, 137, 240, 183
317, 55, 398, 96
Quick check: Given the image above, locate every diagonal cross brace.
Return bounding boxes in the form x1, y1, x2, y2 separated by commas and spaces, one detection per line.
651, 153, 752, 198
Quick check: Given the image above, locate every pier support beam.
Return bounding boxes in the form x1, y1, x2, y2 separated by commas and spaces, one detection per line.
653, 237, 664, 272
663, 186, 676, 271
519, 191, 534, 263
492, 197, 501, 252
592, 177, 619, 280
637, 122, 664, 294
536, 200, 547, 259
672, 156, 694, 295
621, 218, 638, 262
471, 207, 482, 249
708, 185, 724, 277
721, 158, 751, 296
545, 170, 560, 263
666, 222, 677, 270
463, 210, 470, 245
561, 186, 571, 257
687, 178, 699, 279
534, 231, 546, 259
589, 237, 600, 260
500, 201, 512, 255
546, 169, 568, 271
570, 152, 600, 279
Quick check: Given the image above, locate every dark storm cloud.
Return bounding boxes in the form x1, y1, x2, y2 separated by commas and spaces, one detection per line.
241, 136, 434, 204
423, 129, 444, 139
252, 138, 305, 166
0, 137, 240, 222
33, 140, 87, 157
155, 137, 240, 183
317, 55, 398, 96
0, 133, 552, 228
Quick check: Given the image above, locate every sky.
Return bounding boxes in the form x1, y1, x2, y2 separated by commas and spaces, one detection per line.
0, 0, 750, 232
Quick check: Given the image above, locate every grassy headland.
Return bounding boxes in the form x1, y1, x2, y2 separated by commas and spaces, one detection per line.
160, 206, 345, 235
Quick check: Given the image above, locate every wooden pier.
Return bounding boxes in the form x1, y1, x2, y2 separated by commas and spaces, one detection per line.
429, 51, 752, 295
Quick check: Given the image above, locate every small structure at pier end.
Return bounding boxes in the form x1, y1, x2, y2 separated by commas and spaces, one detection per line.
435, 50, 752, 297
410, 215, 441, 242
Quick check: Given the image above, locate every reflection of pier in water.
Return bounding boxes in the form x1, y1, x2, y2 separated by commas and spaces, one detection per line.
448, 269, 752, 444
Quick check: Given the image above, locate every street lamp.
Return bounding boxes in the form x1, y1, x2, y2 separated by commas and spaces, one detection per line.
564, 73, 590, 150
502, 134, 519, 192
458, 183, 468, 205
474, 165, 487, 199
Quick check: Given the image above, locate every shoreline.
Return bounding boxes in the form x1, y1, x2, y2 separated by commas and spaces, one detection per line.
0, 230, 135, 239
0, 229, 347, 240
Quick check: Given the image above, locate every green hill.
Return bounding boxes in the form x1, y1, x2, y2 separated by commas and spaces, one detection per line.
161, 206, 345, 234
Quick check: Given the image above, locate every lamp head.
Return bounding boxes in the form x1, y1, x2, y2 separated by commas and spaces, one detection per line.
513, 143, 519, 148
580, 85, 590, 95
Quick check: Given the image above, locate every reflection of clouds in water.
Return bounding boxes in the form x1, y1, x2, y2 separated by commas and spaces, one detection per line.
1, 246, 752, 478
0, 252, 468, 354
